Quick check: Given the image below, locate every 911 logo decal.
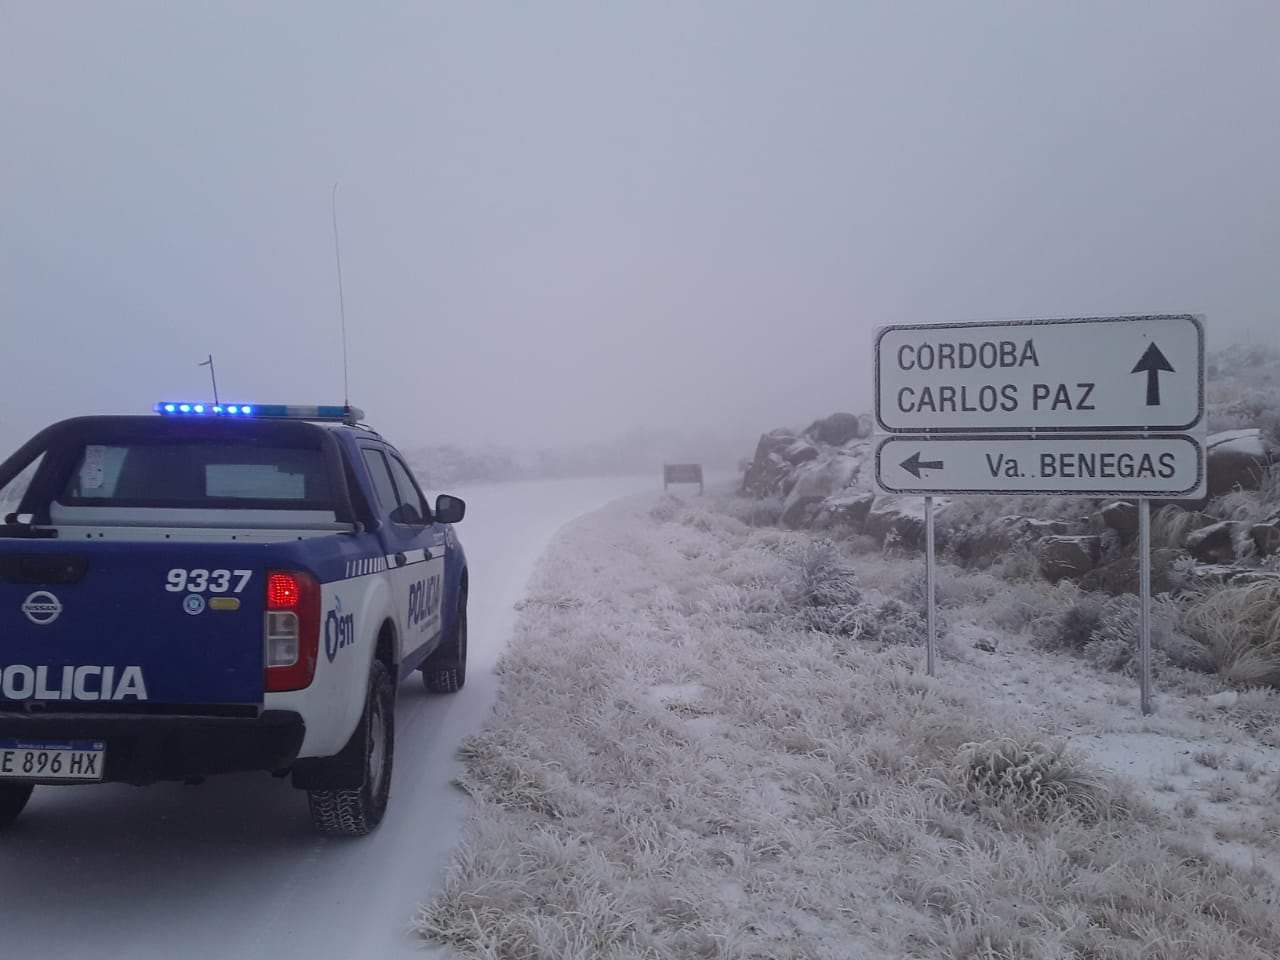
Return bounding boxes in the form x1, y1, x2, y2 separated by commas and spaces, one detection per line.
324, 597, 356, 662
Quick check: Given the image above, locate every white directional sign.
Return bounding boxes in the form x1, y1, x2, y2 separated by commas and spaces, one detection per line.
875, 435, 1206, 497
875, 315, 1204, 433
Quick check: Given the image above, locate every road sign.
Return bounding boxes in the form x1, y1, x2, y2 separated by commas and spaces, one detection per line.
875, 434, 1205, 497
874, 315, 1204, 434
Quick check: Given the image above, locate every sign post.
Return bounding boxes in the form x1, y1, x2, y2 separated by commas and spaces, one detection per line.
873, 315, 1206, 715
925, 496, 936, 677
1139, 498, 1153, 714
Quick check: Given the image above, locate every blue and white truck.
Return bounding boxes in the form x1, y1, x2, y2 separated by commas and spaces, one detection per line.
0, 401, 468, 836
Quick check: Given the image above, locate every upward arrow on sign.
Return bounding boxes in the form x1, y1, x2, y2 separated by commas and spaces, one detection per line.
1131, 342, 1175, 407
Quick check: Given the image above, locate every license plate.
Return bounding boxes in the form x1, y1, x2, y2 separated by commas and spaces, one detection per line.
0, 739, 106, 781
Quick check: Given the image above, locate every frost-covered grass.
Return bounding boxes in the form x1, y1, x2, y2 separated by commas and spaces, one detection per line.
415, 490, 1280, 959
1205, 464, 1280, 525
1182, 581, 1280, 687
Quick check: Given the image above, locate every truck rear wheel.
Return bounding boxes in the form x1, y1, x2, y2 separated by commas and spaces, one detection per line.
306, 659, 394, 836
0, 784, 34, 828
423, 589, 467, 694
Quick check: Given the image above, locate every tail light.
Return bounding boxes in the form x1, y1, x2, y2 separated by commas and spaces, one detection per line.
264, 570, 321, 692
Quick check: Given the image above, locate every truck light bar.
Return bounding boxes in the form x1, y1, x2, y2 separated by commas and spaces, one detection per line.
154, 402, 366, 424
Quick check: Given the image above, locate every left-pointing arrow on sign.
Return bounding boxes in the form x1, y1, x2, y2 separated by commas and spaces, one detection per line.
900, 451, 945, 479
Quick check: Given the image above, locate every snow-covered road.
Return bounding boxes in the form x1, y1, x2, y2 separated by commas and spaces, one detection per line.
0, 475, 657, 960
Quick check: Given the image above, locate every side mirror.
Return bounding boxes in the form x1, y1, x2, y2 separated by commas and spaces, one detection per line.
434, 494, 466, 525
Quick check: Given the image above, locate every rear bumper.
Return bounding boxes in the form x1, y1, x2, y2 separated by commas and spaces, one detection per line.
0, 710, 305, 785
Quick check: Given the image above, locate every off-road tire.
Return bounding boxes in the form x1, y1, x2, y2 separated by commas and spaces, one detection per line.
306, 660, 394, 836
423, 589, 467, 694
0, 784, 34, 828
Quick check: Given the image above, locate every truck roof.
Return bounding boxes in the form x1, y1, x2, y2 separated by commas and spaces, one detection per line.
0, 414, 373, 528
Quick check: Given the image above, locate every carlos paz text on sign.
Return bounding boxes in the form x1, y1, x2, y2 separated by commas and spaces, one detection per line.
875, 315, 1204, 433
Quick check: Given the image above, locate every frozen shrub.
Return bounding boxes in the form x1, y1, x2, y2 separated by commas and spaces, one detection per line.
1225, 687, 1280, 734
992, 543, 1041, 582
950, 736, 1120, 823
1208, 489, 1274, 526
985, 581, 1061, 633
1262, 409, 1280, 447
900, 562, 999, 610
1152, 504, 1212, 551
718, 495, 784, 528
679, 508, 748, 539
785, 538, 861, 609
1084, 635, 1133, 672
864, 597, 932, 646
779, 537, 871, 636
804, 602, 872, 638
1083, 636, 1174, 678
649, 495, 684, 523
842, 533, 880, 555
1182, 582, 1280, 688
1034, 596, 1105, 652
1085, 594, 1208, 672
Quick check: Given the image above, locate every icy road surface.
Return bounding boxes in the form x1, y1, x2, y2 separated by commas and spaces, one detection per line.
0, 475, 658, 960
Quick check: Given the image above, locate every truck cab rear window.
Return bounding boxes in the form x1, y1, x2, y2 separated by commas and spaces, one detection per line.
60, 443, 332, 508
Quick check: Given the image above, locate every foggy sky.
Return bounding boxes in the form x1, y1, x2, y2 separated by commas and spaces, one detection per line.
2, 1, 1277, 456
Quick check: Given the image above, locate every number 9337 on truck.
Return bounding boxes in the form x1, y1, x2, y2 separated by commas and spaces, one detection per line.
0, 401, 469, 836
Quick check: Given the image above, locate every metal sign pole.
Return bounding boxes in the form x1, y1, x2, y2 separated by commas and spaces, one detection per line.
925, 494, 936, 677
1139, 496, 1153, 715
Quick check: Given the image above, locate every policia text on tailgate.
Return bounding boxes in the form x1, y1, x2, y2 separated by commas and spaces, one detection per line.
0, 401, 468, 836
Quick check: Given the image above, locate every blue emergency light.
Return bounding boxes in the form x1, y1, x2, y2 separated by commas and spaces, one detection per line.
154, 402, 365, 423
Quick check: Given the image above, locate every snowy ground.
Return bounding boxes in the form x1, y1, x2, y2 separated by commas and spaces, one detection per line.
417, 485, 1280, 959
0, 475, 658, 960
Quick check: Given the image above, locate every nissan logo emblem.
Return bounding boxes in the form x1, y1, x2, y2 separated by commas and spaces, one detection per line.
22, 590, 63, 626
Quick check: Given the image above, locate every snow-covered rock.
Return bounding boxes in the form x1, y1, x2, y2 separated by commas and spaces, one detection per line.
865, 496, 935, 550
741, 429, 803, 498
1079, 548, 1184, 596
1186, 521, 1251, 565
1091, 501, 1140, 542
1251, 521, 1280, 557
780, 455, 861, 528
783, 439, 820, 466
1205, 428, 1279, 498
812, 492, 877, 532
1037, 535, 1103, 583
803, 412, 869, 447
947, 515, 1075, 568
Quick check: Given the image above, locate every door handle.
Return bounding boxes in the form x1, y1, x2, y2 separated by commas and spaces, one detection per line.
394, 552, 407, 567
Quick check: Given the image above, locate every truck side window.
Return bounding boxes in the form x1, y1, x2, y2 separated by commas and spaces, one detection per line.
361, 449, 400, 514
385, 455, 431, 525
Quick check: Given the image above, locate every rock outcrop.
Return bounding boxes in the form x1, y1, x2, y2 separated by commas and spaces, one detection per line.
738, 400, 1280, 591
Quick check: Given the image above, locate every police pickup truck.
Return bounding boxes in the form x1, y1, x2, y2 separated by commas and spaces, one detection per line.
0, 401, 468, 836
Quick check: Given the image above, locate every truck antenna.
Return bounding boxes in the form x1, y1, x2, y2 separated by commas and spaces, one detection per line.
198, 353, 219, 405
331, 182, 351, 409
